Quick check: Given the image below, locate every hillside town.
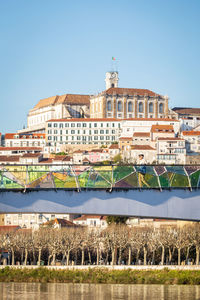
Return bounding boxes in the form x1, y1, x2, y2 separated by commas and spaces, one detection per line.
0, 71, 200, 236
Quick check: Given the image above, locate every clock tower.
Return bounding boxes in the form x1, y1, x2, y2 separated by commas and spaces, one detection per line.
105, 71, 119, 90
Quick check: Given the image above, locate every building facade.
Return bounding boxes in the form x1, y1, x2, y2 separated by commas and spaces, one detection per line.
90, 72, 169, 119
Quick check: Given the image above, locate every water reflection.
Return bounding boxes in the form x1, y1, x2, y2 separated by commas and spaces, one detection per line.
1, 283, 200, 300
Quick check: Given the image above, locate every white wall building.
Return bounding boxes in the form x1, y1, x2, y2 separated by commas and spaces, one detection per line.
181, 131, 200, 153
4, 213, 76, 230
5, 133, 46, 148
157, 138, 186, 164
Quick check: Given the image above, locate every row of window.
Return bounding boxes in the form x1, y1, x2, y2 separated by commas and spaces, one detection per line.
107, 101, 164, 113
157, 155, 176, 160
48, 122, 120, 128
48, 129, 116, 135
48, 136, 116, 141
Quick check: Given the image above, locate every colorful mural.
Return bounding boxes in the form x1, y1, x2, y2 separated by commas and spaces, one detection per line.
0, 165, 199, 190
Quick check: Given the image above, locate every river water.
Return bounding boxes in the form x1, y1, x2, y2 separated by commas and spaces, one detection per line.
1, 282, 200, 300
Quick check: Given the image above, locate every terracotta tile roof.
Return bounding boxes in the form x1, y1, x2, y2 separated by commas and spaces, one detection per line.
119, 137, 132, 140
0, 226, 20, 232
172, 107, 200, 115
48, 118, 121, 122
105, 87, 160, 97
151, 125, 174, 133
90, 149, 103, 153
158, 137, 184, 141
43, 218, 76, 227
133, 132, 150, 137
182, 131, 200, 136
109, 144, 119, 149
0, 156, 20, 162
5, 133, 45, 139
74, 215, 105, 221
0, 147, 42, 151
63, 156, 72, 162
33, 94, 90, 110
22, 153, 42, 158
131, 145, 156, 150
47, 117, 179, 123
33, 96, 59, 109
53, 155, 67, 161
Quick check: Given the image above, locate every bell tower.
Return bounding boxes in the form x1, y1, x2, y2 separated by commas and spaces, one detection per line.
105, 71, 119, 90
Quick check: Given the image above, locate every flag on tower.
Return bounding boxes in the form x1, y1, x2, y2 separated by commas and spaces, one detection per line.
112, 57, 116, 61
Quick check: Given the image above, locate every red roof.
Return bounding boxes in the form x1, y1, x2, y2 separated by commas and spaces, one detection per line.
131, 145, 156, 150
105, 87, 160, 97
5, 133, 45, 139
0, 226, 20, 232
182, 131, 200, 136
151, 125, 174, 133
158, 137, 184, 141
109, 144, 119, 149
74, 215, 105, 221
22, 153, 42, 158
119, 137, 132, 141
133, 132, 150, 137
0, 147, 42, 151
47, 117, 179, 123
0, 156, 20, 162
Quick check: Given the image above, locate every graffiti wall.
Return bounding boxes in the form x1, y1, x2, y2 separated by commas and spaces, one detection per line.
0, 165, 200, 190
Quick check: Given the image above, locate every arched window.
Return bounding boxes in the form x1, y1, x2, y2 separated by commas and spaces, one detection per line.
107, 100, 112, 111
159, 103, 164, 113
139, 102, 143, 113
128, 102, 133, 112
149, 102, 154, 113
118, 101, 122, 112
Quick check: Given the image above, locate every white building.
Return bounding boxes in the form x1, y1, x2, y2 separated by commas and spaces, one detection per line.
4, 213, 76, 230
73, 215, 107, 229
19, 94, 90, 134
5, 133, 46, 148
46, 118, 121, 147
157, 137, 186, 164
181, 131, 200, 153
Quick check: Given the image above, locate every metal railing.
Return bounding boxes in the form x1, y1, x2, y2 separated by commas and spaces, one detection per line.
0, 164, 199, 191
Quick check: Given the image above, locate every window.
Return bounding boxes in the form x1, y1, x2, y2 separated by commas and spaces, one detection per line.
71, 123, 75, 127
112, 130, 115, 134
94, 130, 98, 134
107, 100, 112, 111
100, 130, 104, 134
106, 130, 109, 134
94, 123, 97, 127
139, 102, 143, 113
118, 101, 122, 112
128, 102, 133, 112
77, 123, 81, 127
65, 123, 69, 127
83, 123, 87, 127
100, 136, 104, 140
54, 123, 58, 127
149, 102, 153, 113
59, 123, 63, 128
94, 136, 98, 140
71, 130, 75, 134
48, 123, 52, 128
159, 103, 164, 113
54, 130, 57, 134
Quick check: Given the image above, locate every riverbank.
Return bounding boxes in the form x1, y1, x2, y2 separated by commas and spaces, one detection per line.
1, 266, 200, 284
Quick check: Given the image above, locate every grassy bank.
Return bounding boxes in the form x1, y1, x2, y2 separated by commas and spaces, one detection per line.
1, 267, 200, 284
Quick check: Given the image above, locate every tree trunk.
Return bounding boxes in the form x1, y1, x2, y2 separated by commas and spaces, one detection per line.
143, 247, 147, 265
21, 250, 24, 265
152, 250, 155, 265
128, 247, 132, 265
186, 247, 190, 262
88, 250, 92, 265
136, 248, 140, 264
38, 248, 42, 265
24, 249, 28, 265
161, 245, 165, 265
111, 248, 116, 266
52, 253, 56, 265
81, 249, 85, 265
169, 248, 172, 264
178, 248, 181, 265
96, 248, 100, 265
67, 250, 70, 266
11, 249, 15, 265
196, 247, 199, 265
118, 248, 122, 265
48, 254, 52, 266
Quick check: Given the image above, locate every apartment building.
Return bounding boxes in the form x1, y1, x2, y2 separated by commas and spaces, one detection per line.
46, 118, 121, 146
157, 138, 186, 164
181, 131, 200, 153
5, 133, 46, 148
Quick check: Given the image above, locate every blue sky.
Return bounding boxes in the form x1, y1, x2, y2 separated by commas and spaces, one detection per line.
0, 0, 200, 133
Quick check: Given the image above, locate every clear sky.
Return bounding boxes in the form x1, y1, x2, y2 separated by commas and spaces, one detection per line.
0, 0, 200, 133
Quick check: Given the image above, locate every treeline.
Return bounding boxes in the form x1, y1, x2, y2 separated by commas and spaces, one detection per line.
1, 224, 200, 266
